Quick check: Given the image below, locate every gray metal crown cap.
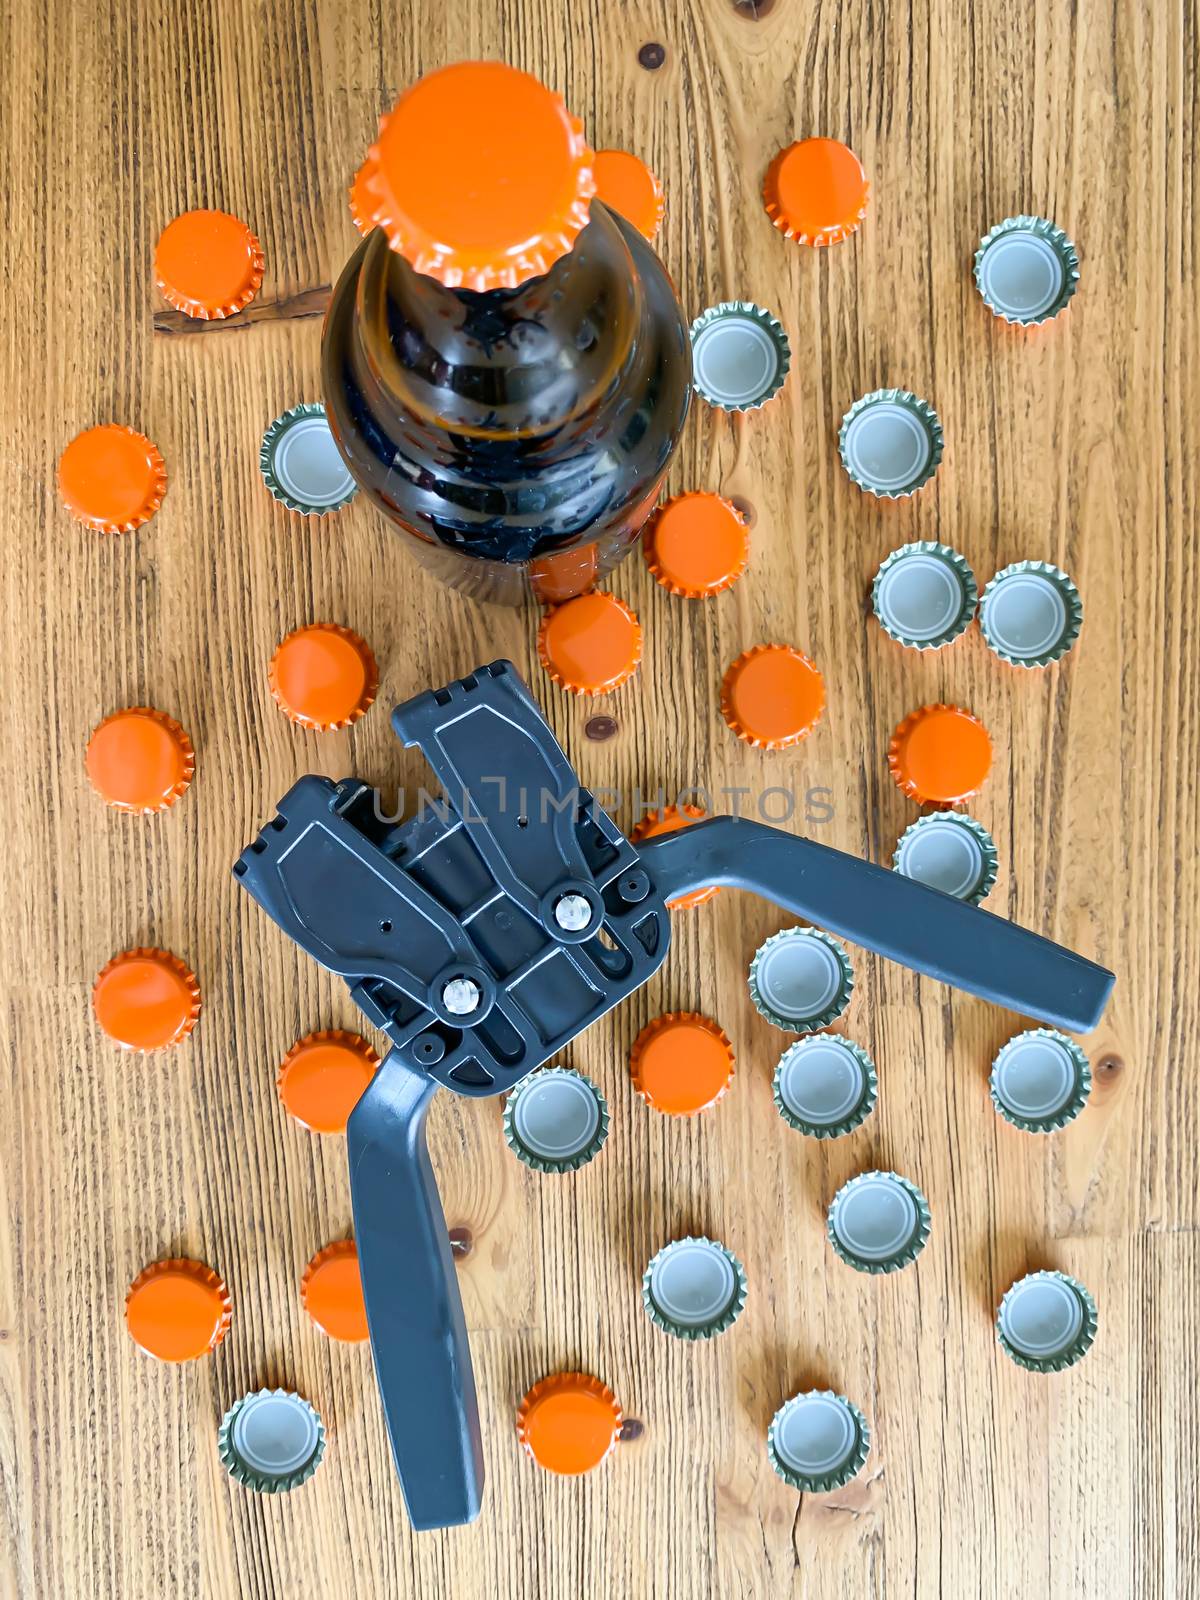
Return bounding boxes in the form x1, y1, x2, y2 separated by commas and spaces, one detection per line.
827, 1170, 931, 1273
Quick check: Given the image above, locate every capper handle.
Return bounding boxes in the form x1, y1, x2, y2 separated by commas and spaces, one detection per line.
347, 1049, 483, 1529
636, 817, 1114, 1033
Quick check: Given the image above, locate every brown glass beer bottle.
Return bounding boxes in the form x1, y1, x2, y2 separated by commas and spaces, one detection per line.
322, 61, 692, 605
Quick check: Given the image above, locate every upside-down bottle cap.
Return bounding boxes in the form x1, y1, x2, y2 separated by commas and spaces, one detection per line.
358, 62, 595, 291
978, 561, 1083, 667
502, 1067, 610, 1173
721, 645, 825, 749
989, 1028, 1092, 1133
690, 302, 791, 412
218, 1390, 327, 1493
995, 1271, 1097, 1372
276, 1030, 379, 1133
301, 1241, 369, 1342
839, 390, 944, 499
767, 1391, 871, 1492
58, 425, 167, 533
516, 1373, 623, 1475
260, 404, 357, 516
154, 210, 264, 319
92, 948, 200, 1049
269, 623, 378, 730
643, 493, 750, 597
641, 1237, 747, 1340
772, 1035, 877, 1138
85, 708, 194, 814
826, 1170, 931, 1274
763, 138, 869, 247
125, 1258, 231, 1361
593, 148, 664, 241
871, 541, 978, 650
537, 591, 642, 696
892, 811, 998, 904
888, 704, 993, 804
630, 1012, 734, 1115
974, 216, 1079, 327
748, 928, 854, 1033
629, 805, 719, 909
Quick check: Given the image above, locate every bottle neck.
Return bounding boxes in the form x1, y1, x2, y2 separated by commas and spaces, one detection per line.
351, 203, 644, 444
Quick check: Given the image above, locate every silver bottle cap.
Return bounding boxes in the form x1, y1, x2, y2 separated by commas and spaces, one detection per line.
871, 541, 977, 649
989, 1028, 1092, 1133
974, 216, 1079, 326
978, 561, 1083, 667
827, 1170, 931, 1273
218, 1389, 327, 1493
641, 1236, 748, 1340
773, 1035, 877, 1138
260, 402, 358, 515
839, 389, 943, 498
689, 302, 791, 411
502, 1067, 610, 1173
748, 928, 854, 1033
892, 811, 998, 905
767, 1390, 870, 1492
996, 1271, 1097, 1371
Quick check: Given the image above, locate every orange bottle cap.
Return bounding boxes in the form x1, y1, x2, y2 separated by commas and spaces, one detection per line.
888, 704, 993, 804
516, 1372, 623, 1475
277, 1030, 380, 1133
92, 948, 200, 1050
537, 591, 642, 696
58, 425, 167, 534
125, 1258, 231, 1361
629, 806, 719, 909
154, 209, 264, 319
85, 708, 194, 814
269, 623, 379, 731
359, 62, 595, 291
630, 1011, 735, 1115
721, 644, 826, 749
763, 138, 869, 247
592, 148, 664, 241
348, 161, 375, 236
643, 493, 750, 598
528, 543, 600, 605
301, 1241, 369, 1342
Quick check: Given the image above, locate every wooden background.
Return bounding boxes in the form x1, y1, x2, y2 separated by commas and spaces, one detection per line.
2, 0, 1196, 1596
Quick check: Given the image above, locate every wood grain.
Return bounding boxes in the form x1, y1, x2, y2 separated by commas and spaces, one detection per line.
1, 1, 1196, 1596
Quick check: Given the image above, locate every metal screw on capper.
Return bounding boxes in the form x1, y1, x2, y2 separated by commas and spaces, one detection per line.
554, 893, 593, 931
442, 978, 482, 1016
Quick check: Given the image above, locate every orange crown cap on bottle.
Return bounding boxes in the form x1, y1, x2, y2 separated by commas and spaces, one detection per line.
516, 1372, 623, 1475
721, 644, 826, 749
360, 61, 596, 291
154, 209, 264, 319
593, 148, 664, 241
301, 1241, 369, 1342
537, 591, 642, 696
888, 704, 993, 804
125, 1258, 231, 1361
643, 493, 750, 598
277, 1030, 380, 1133
629, 806, 720, 909
92, 948, 201, 1050
763, 137, 869, 247
269, 623, 379, 731
86, 707, 194, 814
349, 161, 375, 236
630, 1011, 735, 1115
58, 425, 167, 534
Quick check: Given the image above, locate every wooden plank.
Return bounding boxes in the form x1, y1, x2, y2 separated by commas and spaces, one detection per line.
0, 0, 1196, 1595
